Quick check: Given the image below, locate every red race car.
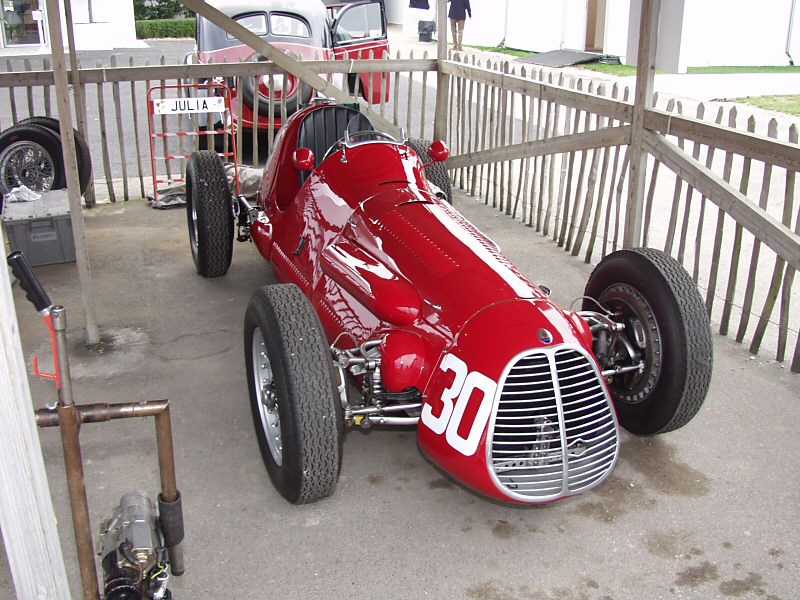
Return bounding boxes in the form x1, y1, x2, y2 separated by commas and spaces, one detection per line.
186, 0, 390, 130
183, 100, 713, 505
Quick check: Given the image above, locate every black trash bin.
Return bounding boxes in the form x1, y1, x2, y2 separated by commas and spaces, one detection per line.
418, 20, 436, 42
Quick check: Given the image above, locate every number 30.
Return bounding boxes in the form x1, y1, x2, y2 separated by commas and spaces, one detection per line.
421, 354, 498, 456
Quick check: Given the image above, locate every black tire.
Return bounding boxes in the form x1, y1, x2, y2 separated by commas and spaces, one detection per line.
239, 61, 313, 118
0, 123, 65, 198
407, 138, 452, 204
185, 150, 233, 278
583, 248, 713, 435
17, 117, 92, 195
244, 284, 343, 504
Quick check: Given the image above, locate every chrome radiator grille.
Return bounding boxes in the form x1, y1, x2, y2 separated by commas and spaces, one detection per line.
488, 346, 619, 502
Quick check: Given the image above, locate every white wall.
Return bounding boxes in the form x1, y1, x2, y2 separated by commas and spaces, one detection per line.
56, 0, 139, 50
604, 0, 630, 61
680, 0, 800, 67
504, 0, 563, 51
625, 0, 686, 72
384, 0, 405, 25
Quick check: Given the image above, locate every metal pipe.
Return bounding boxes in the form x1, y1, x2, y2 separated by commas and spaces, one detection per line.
36, 400, 171, 428
51, 307, 74, 408
602, 363, 644, 377
348, 403, 422, 416
364, 415, 420, 426
57, 405, 100, 600
155, 407, 184, 575
155, 407, 178, 502
787, 0, 797, 65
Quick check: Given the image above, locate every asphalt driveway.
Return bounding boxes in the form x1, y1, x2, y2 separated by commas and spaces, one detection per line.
1, 189, 797, 599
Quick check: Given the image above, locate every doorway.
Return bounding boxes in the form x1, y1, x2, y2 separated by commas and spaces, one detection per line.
585, 0, 607, 53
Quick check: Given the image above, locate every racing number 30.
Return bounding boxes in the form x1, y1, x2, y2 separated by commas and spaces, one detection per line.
421, 354, 498, 456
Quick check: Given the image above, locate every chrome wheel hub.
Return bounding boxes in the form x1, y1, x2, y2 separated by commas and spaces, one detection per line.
252, 327, 282, 465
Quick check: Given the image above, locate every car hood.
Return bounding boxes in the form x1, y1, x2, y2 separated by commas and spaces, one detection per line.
340, 187, 549, 333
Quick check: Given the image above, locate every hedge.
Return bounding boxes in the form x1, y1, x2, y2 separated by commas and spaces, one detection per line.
136, 18, 195, 39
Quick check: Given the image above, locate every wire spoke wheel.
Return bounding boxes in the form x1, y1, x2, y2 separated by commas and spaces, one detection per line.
0, 140, 56, 193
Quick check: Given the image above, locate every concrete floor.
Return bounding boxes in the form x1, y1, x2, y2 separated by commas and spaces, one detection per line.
1, 191, 799, 599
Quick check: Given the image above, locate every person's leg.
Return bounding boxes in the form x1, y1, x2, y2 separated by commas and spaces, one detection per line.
456, 20, 465, 51
450, 18, 458, 48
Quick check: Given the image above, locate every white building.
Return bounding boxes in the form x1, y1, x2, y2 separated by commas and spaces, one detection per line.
393, 0, 800, 73
0, 0, 139, 52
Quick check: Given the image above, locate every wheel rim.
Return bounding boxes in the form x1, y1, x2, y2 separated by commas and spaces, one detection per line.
251, 327, 282, 465
0, 140, 55, 194
189, 196, 199, 260
600, 283, 662, 405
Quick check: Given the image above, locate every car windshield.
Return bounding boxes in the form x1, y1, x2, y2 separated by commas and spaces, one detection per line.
342, 115, 401, 148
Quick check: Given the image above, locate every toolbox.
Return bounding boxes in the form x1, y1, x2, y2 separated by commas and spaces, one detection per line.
1, 189, 75, 266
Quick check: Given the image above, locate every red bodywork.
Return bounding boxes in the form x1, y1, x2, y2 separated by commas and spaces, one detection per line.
250, 104, 618, 504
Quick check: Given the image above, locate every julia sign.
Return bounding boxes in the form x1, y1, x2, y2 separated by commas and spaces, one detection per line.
152, 97, 226, 115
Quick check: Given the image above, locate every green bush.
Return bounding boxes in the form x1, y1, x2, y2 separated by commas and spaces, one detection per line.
134, 0, 193, 20
135, 18, 195, 39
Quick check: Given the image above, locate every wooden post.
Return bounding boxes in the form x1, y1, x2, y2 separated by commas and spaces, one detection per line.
433, 0, 449, 141
45, 0, 101, 346
624, 0, 660, 248
62, 0, 95, 208
0, 238, 72, 599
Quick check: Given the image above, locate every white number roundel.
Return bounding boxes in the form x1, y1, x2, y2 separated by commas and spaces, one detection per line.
421, 353, 498, 456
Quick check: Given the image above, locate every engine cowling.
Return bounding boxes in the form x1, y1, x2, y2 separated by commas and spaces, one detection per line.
417, 299, 620, 504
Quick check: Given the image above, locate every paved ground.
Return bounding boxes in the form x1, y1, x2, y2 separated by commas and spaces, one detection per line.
1, 188, 798, 599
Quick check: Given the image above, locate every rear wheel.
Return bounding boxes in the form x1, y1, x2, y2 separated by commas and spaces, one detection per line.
407, 138, 452, 204
583, 248, 713, 434
244, 284, 342, 504
17, 116, 92, 195
185, 150, 233, 277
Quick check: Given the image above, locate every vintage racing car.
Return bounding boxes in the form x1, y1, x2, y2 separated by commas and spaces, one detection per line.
183, 100, 713, 505
187, 0, 390, 131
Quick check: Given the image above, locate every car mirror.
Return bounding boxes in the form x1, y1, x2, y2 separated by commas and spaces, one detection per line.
428, 140, 449, 163
293, 148, 315, 171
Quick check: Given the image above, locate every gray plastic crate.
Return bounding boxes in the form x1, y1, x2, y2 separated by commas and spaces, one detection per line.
2, 190, 75, 266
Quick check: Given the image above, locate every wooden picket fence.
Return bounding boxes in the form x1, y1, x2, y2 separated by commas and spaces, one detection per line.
0, 51, 798, 372
443, 54, 800, 373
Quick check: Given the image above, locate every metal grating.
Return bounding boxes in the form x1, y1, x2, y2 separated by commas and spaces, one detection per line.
488, 346, 618, 502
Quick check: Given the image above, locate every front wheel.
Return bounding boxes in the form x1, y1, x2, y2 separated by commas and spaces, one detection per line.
583, 248, 713, 434
244, 284, 343, 504
185, 150, 233, 277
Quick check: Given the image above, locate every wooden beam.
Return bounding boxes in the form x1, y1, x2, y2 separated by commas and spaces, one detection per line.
62, 0, 94, 207
447, 125, 632, 169
1, 237, 71, 599
181, 0, 400, 136
0, 59, 438, 88
44, 0, 100, 348
644, 130, 800, 272
434, 0, 449, 140
625, 0, 660, 248
441, 61, 633, 122
646, 107, 800, 173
